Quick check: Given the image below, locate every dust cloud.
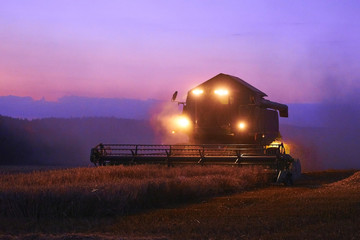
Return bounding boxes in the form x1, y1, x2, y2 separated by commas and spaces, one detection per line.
150, 102, 190, 144
282, 77, 360, 171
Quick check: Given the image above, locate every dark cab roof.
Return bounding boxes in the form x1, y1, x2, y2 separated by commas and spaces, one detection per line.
190, 73, 267, 97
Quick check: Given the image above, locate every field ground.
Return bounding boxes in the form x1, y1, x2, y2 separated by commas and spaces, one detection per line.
1, 168, 360, 240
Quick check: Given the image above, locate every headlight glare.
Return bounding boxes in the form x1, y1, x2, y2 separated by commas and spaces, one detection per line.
214, 89, 229, 96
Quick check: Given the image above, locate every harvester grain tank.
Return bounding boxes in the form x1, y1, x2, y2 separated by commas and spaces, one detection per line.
90, 73, 301, 184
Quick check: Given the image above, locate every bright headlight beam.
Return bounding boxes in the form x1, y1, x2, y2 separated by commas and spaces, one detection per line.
238, 122, 246, 130
177, 116, 190, 128
214, 89, 229, 96
192, 89, 204, 95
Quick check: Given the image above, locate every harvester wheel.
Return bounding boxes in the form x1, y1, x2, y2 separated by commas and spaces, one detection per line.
276, 170, 293, 185
284, 172, 293, 186
290, 159, 301, 180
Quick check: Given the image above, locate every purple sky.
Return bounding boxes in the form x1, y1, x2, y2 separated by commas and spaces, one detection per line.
1, 0, 359, 103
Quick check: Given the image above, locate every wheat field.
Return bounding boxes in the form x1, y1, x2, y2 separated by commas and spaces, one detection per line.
0, 165, 270, 219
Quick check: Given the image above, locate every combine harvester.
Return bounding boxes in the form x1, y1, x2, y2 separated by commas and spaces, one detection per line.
90, 73, 301, 184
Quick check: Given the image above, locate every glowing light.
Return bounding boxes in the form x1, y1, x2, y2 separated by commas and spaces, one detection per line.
238, 122, 246, 130
192, 89, 204, 95
268, 140, 290, 154
270, 140, 282, 146
214, 89, 229, 96
171, 130, 176, 134
176, 116, 191, 128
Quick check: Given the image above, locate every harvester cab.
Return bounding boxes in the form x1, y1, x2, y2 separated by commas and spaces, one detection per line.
90, 73, 301, 185
172, 73, 288, 145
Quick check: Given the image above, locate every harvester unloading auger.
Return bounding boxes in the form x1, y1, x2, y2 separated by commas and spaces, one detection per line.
90, 73, 301, 184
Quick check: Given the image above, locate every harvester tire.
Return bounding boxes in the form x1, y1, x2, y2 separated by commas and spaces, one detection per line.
290, 159, 301, 180
276, 170, 293, 186
285, 172, 293, 186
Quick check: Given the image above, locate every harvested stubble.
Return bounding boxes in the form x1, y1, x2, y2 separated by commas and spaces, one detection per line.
0, 165, 270, 219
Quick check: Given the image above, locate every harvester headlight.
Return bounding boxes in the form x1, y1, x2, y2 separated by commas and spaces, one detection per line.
176, 116, 191, 128
237, 122, 246, 130
192, 89, 204, 95
214, 89, 229, 96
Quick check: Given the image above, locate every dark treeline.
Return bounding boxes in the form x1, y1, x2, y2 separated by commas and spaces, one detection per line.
0, 116, 155, 166
0, 95, 159, 119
